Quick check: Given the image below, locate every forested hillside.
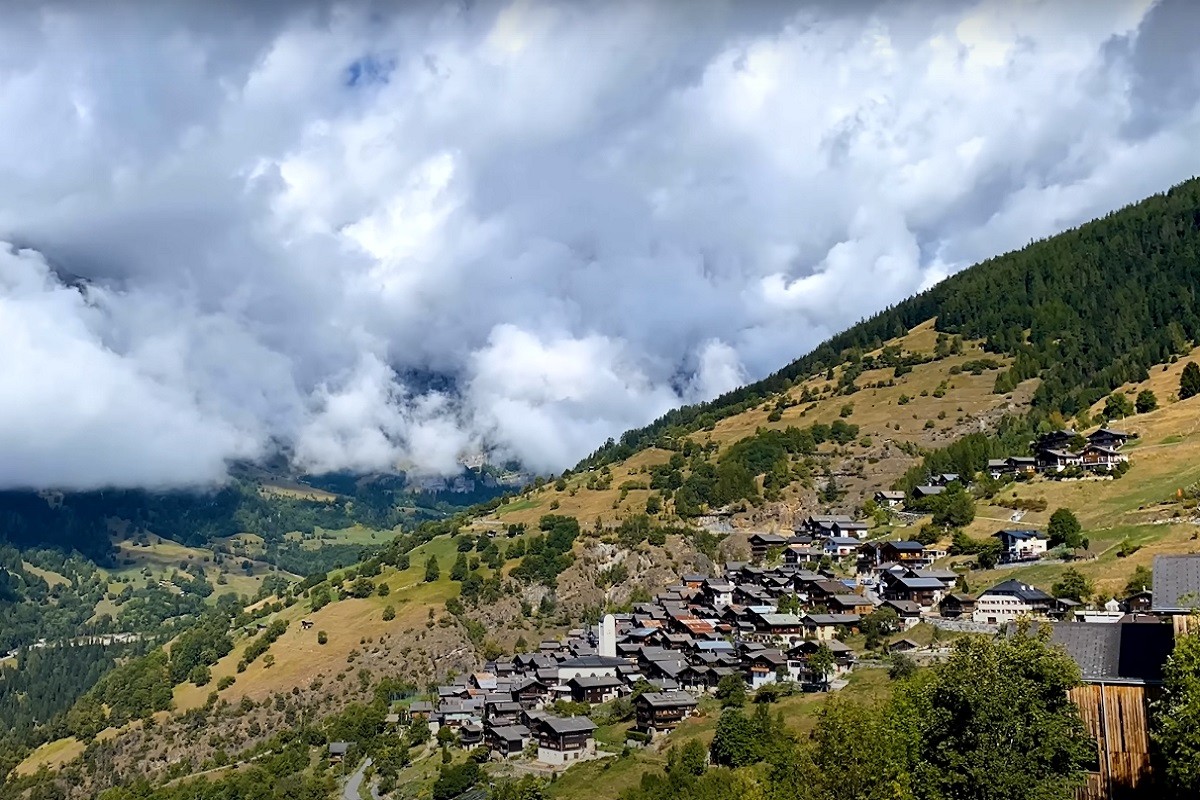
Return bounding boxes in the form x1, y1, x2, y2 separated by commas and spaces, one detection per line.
581, 178, 1200, 469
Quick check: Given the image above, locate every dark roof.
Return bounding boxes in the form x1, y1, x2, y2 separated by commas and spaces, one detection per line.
994, 529, 1045, 541
539, 715, 597, 734
892, 577, 946, 590
882, 540, 925, 552
981, 579, 1053, 603
568, 675, 622, 689
1043, 622, 1174, 684
637, 691, 698, 708
328, 742, 350, 755
488, 724, 529, 741
557, 655, 626, 669
1151, 554, 1200, 612
805, 613, 860, 625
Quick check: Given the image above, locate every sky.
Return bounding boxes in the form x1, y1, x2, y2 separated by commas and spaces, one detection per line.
2, 0, 1199, 490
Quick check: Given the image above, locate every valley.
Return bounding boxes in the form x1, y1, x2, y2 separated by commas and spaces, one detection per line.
5, 180, 1200, 800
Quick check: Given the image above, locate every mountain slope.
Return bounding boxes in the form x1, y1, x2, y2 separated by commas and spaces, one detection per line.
581, 177, 1200, 469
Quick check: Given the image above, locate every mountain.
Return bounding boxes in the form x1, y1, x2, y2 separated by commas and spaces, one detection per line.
579, 178, 1200, 470
7, 179, 1200, 799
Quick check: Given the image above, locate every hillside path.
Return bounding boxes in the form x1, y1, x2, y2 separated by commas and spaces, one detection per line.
343, 757, 378, 800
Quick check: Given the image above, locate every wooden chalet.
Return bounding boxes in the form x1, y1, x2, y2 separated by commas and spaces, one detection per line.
635, 691, 698, 735
1040, 621, 1175, 799
938, 592, 976, 619
533, 715, 597, 765
748, 533, 788, 561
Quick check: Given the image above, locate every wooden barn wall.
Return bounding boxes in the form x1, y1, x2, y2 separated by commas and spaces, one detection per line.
1068, 684, 1159, 800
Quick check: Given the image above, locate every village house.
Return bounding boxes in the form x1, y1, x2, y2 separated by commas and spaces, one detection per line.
749, 611, 807, 646
880, 599, 923, 629
534, 716, 598, 766
556, 654, 626, 683
912, 485, 945, 500
744, 649, 787, 689
973, 579, 1055, 624
786, 639, 855, 685
826, 594, 876, 616
1032, 619, 1174, 799
566, 676, 622, 704
702, 578, 735, 608
823, 536, 861, 559
1150, 554, 1200, 633
748, 533, 788, 561
803, 613, 860, 641
634, 691, 698, 736
486, 724, 531, 758
799, 514, 854, 536
1036, 448, 1083, 472
1080, 444, 1128, 470
831, 520, 870, 539
783, 543, 821, 566
938, 592, 976, 619
880, 573, 946, 610
987, 456, 1038, 478
992, 529, 1048, 563
874, 490, 906, 508
1086, 426, 1133, 450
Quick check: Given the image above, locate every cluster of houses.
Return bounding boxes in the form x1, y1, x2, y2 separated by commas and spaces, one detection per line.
401, 520, 1092, 765
1007, 426, 1134, 475
380, 515, 1195, 800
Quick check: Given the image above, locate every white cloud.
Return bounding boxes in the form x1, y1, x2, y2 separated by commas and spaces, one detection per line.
0, 0, 1197, 489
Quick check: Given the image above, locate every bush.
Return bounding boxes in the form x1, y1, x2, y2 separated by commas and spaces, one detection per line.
889, 653, 918, 680
317, 630, 328, 645
383, 605, 396, 621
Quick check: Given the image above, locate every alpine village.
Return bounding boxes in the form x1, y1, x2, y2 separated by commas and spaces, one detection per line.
12, 182, 1200, 800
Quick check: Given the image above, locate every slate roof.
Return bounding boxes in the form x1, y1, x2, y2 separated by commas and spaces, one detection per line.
756, 613, 805, 627
1042, 622, 1174, 684
891, 577, 946, 590
568, 675, 622, 688
638, 690, 698, 708
882, 540, 925, 552
981, 579, 1053, 603
539, 715, 597, 734
488, 724, 529, 741
557, 655, 627, 669
804, 613, 860, 626
1151, 554, 1200, 612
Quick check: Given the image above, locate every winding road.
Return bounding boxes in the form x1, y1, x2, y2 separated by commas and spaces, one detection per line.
343, 757, 378, 800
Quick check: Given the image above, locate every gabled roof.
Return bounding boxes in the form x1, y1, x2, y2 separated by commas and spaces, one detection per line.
1031, 621, 1174, 684
993, 529, 1045, 541
755, 613, 805, 627
1152, 554, 1200, 612
804, 613, 860, 626
913, 485, 945, 496
637, 690, 698, 708
881, 540, 925, 552
980, 579, 1053, 603
1088, 426, 1130, 439
488, 724, 530, 741
538, 715, 597, 735
830, 593, 874, 606
889, 576, 946, 590
568, 675, 622, 689
557, 655, 626, 669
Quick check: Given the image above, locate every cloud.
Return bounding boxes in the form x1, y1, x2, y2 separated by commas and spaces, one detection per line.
0, 0, 1196, 488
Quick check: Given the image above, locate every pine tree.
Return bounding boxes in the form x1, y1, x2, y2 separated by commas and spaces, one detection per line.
1181, 362, 1200, 400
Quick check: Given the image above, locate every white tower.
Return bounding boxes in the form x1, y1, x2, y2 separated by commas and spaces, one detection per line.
599, 613, 617, 658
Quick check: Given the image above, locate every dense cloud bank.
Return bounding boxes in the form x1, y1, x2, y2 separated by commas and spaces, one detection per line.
1, 0, 1197, 489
